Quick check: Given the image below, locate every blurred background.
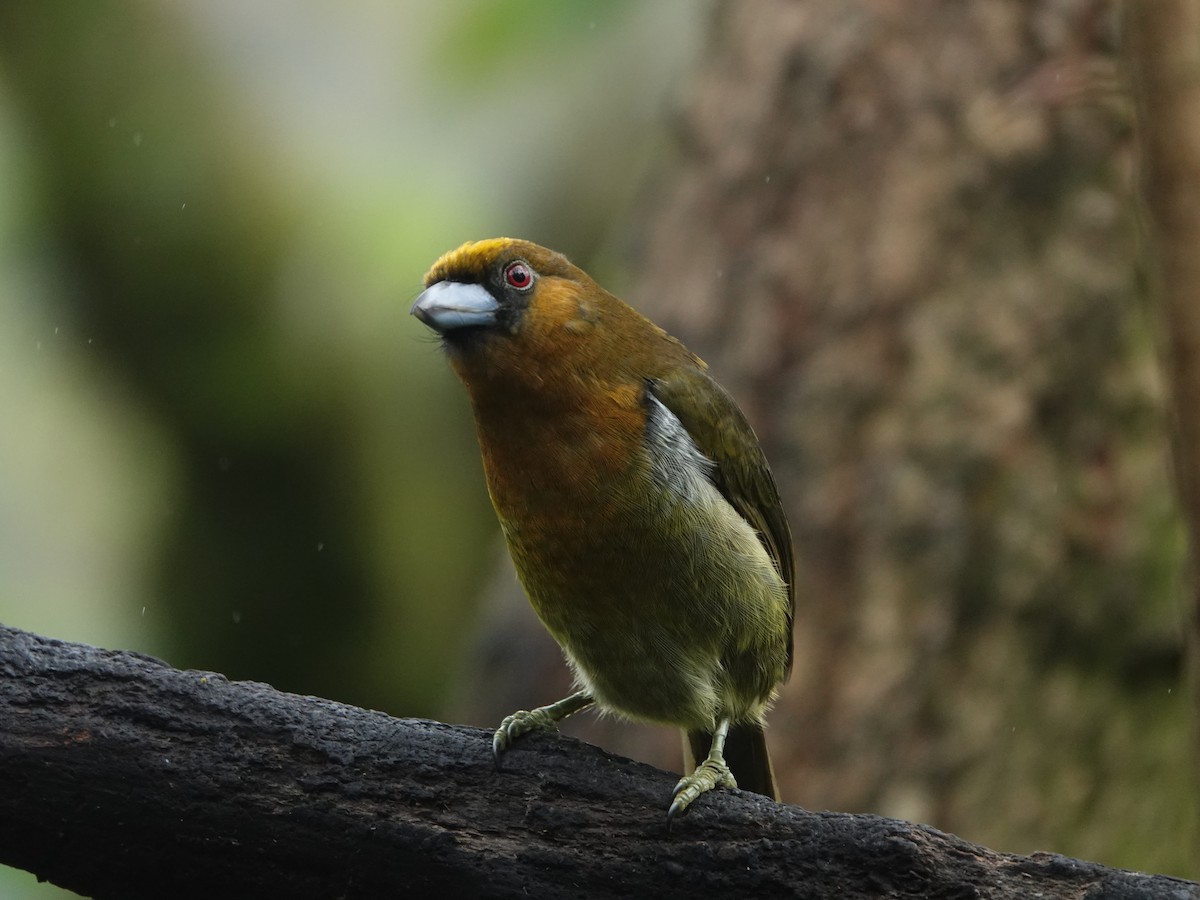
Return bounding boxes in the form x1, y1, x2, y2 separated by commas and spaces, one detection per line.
0, 1, 1194, 896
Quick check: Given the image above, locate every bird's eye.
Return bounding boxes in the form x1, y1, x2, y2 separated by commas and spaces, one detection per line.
504, 261, 534, 291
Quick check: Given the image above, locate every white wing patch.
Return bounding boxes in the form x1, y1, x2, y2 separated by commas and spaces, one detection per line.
643, 390, 716, 503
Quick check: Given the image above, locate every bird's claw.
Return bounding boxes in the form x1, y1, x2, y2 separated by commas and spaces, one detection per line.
492, 708, 559, 764
667, 758, 737, 820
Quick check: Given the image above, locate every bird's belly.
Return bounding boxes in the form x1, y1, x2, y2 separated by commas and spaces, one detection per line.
503, 479, 790, 730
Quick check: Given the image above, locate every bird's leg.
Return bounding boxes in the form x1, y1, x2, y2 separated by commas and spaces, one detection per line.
493, 690, 594, 763
668, 716, 738, 819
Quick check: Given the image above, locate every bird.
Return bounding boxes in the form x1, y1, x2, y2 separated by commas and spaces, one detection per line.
410, 238, 794, 818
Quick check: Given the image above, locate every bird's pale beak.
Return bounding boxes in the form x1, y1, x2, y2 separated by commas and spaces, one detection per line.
410, 281, 499, 333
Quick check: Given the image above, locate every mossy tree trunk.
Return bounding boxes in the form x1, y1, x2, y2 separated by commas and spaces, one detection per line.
455, 0, 1196, 876
1127, 0, 1200, 849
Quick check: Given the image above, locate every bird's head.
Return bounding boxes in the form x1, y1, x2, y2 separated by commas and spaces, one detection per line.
411, 238, 591, 343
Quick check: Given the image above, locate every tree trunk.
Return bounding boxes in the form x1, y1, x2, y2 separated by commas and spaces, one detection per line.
1127, 0, 1200, 843
454, 0, 1196, 875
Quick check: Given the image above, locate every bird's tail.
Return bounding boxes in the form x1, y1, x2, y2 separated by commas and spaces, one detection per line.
684, 722, 778, 801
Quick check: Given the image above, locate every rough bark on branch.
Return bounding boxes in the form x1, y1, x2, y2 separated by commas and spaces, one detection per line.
0, 624, 1194, 899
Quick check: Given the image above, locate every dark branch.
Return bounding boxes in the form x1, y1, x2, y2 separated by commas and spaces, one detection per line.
0, 624, 1194, 899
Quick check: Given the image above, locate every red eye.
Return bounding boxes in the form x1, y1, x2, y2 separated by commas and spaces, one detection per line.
504, 260, 534, 291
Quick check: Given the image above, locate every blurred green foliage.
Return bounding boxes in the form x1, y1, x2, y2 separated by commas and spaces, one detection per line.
0, 3, 701, 895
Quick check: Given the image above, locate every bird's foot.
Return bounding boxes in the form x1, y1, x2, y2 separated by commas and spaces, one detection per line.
668, 757, 738, 820
492, 707, 560, 759
492, 690, 594, 765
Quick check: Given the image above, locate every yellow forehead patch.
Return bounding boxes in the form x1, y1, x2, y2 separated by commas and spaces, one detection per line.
424, 238, 577, 287
425, 238, 523, 286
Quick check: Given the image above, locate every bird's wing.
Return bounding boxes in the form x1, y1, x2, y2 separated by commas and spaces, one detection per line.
649, 368, 796, 670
